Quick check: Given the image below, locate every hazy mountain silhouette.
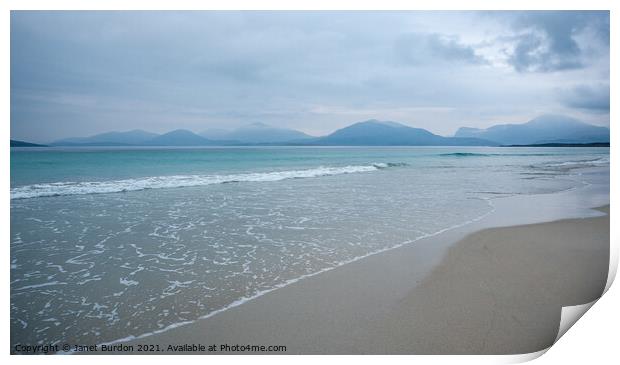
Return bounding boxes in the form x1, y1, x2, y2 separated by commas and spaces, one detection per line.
454, 115, 609, 145
44, 115, 609, 147
308, 120, 497, 146
10, 140, 47, 147
201, 122, 313, 143
52, 130, 159, 146
144, 129, 214, 146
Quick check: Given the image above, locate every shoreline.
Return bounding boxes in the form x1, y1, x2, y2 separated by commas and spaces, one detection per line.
96, 182, 610, 354
86, 198, 498, 351
122, 207, 607, 355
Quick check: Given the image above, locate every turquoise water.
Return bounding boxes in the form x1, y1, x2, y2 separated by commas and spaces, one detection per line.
11, 146, 450, 186
10, 146, 609, 348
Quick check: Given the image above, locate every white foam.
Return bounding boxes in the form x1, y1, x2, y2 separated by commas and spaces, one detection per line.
13, 281, 66, 291
11, 163, 402, 200
78, 200, 496, 353
542, 156, 610, 168
119, 278, 139, 287
86, 176, 609, 352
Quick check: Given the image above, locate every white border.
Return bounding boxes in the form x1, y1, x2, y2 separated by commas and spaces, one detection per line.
2, 1, 616, 364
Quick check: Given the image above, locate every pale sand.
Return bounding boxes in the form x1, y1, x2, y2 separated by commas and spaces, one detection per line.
111, 206, 609, 355
372, 206, 609, 354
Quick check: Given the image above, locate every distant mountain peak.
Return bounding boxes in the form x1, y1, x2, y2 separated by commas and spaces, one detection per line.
525, 114, 586, 128
146, 129, 212, 146
245, 122, 271, 128
357, 119, 406, 128
200, 123, 313, 143
162, 129, 195, 135
313, 119, 495, 146
455, 115, 609, 145
379, 121, 408, 128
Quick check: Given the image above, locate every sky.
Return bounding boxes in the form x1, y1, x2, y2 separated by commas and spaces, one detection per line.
10, 11, 610, 143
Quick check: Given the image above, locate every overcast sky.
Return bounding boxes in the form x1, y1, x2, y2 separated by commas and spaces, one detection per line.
11, 11, 610, 143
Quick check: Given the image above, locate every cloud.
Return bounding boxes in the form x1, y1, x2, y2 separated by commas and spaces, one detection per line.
395, 33, 487, 66
504, 11, 609, 72
559, 84, 610, 113
507, 32, 583, 72
9, 11, 610, 142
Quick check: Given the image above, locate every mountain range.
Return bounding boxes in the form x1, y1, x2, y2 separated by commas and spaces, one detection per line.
13, 116, 609, 147
144, 129, 217, 146
305, 120, 495, 146
53, 129, 159, 146
454, 115, 610, 145
200, 122, 313, 143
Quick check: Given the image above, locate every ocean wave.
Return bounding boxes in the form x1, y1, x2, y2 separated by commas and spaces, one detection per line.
439, 152, 555, 157
371, 162, 408, 168
539, 156, 610, 168
439, 152, 490, 157
11, 163, 407, 200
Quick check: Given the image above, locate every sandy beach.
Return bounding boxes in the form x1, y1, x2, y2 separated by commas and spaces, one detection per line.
100, 204, 610, 355
374, 206, 609, 354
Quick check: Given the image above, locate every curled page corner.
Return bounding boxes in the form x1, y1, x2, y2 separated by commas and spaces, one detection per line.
554, 299, 598, 344
604, 246, 618, 294
505, 348, 549, 364
504, 299, 601, 364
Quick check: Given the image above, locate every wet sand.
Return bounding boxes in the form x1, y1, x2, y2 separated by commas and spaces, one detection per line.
103, 205, 609, 355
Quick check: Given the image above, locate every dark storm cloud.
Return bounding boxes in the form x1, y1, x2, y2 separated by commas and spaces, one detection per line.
505, 11, 609, 72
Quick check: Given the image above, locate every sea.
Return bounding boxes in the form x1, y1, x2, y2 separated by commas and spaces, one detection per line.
10, 146, 610, 348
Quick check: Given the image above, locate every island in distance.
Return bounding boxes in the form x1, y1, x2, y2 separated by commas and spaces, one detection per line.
13, 114, 610, 147
10, 140, 48, 147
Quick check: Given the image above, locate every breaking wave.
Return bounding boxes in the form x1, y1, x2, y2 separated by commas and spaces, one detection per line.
439, 152, 490, 157
439, 152, 555, 157
537, 156, 610, 168
11, 163, 407, 200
